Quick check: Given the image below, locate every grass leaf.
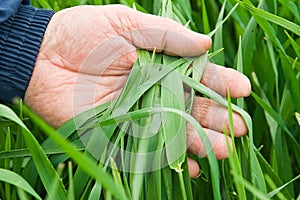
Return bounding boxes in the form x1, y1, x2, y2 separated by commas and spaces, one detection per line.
237, 0, 300, 36
0, 104, 68, 199
268, 174, 300, 198
296, 112, 300, 126
0, 169, 42, 200
21, 104, 127, 200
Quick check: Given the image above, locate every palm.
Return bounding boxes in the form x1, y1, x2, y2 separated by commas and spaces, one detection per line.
25, 6, 141, 127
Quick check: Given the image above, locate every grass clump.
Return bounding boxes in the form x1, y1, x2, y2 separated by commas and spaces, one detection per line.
0, 0, 299, 199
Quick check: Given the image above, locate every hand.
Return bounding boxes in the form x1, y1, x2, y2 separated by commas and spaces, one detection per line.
24, 5, 251, 178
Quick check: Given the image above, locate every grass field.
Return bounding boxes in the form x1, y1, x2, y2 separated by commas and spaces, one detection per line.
0, 0, 300, 199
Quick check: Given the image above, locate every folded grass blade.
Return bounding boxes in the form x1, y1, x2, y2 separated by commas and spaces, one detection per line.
161, 64, 186, 172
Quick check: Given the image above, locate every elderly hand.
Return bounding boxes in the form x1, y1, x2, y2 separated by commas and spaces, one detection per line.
24, 5, 251, 178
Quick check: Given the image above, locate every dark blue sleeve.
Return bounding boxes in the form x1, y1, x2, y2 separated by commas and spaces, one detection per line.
0, 0, 22, 23
0, 1, 54, 103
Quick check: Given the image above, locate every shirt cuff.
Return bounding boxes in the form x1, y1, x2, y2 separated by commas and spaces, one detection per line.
0, 5, 54, 103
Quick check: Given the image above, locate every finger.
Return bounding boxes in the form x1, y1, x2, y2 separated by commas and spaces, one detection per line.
201, 62, 251, 98
187, 125, 232, 160
191, 97, 248, 137
187, 158, 201, 178
115, 6, 212, 56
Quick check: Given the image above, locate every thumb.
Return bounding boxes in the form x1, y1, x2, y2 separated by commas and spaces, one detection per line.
119, 6, 212, 57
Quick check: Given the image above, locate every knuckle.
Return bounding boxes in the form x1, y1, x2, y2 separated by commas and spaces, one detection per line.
192, 97, 212, 126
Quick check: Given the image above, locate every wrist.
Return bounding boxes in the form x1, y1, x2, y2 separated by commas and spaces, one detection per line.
0, 5, 54, 103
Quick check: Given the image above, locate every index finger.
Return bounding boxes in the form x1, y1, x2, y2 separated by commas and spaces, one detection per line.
118, 6, 212, 56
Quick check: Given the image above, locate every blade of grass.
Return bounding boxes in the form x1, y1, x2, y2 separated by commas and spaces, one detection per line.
42, 102, 110, 147
177, 171, 187, 200
181, 76, 252, 127
88, 182, 102, 200
208, 3, 239, 37
0, 146, 84, 159
236, 36, 245, 108
237, 0, 300, 36
0, 169, 42, 200
251, 72, 278, 143
119, 0, 148, 13
186, 53, 207, 125
279, 51, 300, 111
251, 92, 300, 168
226, 92, 247, 199
161, 0, 173, 19
161, 58, 186, 173
180, 156, 193, 200
13, 127, 25, 176
0, 104, 68, 199
147, 169, 162, 200
128, 50, 163, 200
265, 174, 288, 200
239, 0, 300, 114
172, 4, 191, 28
98, 105, 221, 199
265, 35, 280, 107
110, 159, 127, 199
182, 74, 260, 198
256, 150, 293, 199
201, 0, 210, 34
296, 112, 300, 126
285, 31, 300, 58
231, 172, 269, 200
109, 56, 186, 116
36, 0, 53, 9
17, 188, 30, 200
162, 166, 173, 200
173, 0, 193, 25
5, 127, 11, 200
212, 0, 226, 65
21, 104, 126, 200
129, 131, 151, 200
240, 15, 257, 76
274, 130, 294, 195
46, 163, 66, 200
268, 174, 300, 198
251, 92, 299, 146
221, 0, 250, 29
140, 58, 164, 200
68, 162, 75, 200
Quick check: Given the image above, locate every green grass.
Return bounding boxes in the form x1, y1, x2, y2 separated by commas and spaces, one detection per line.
0, 0, 299, 199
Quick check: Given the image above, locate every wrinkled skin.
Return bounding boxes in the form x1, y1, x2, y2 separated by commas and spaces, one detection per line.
24, 5, 251, 178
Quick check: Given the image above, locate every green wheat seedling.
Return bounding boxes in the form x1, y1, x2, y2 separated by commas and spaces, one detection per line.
0, 0, 300, 199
